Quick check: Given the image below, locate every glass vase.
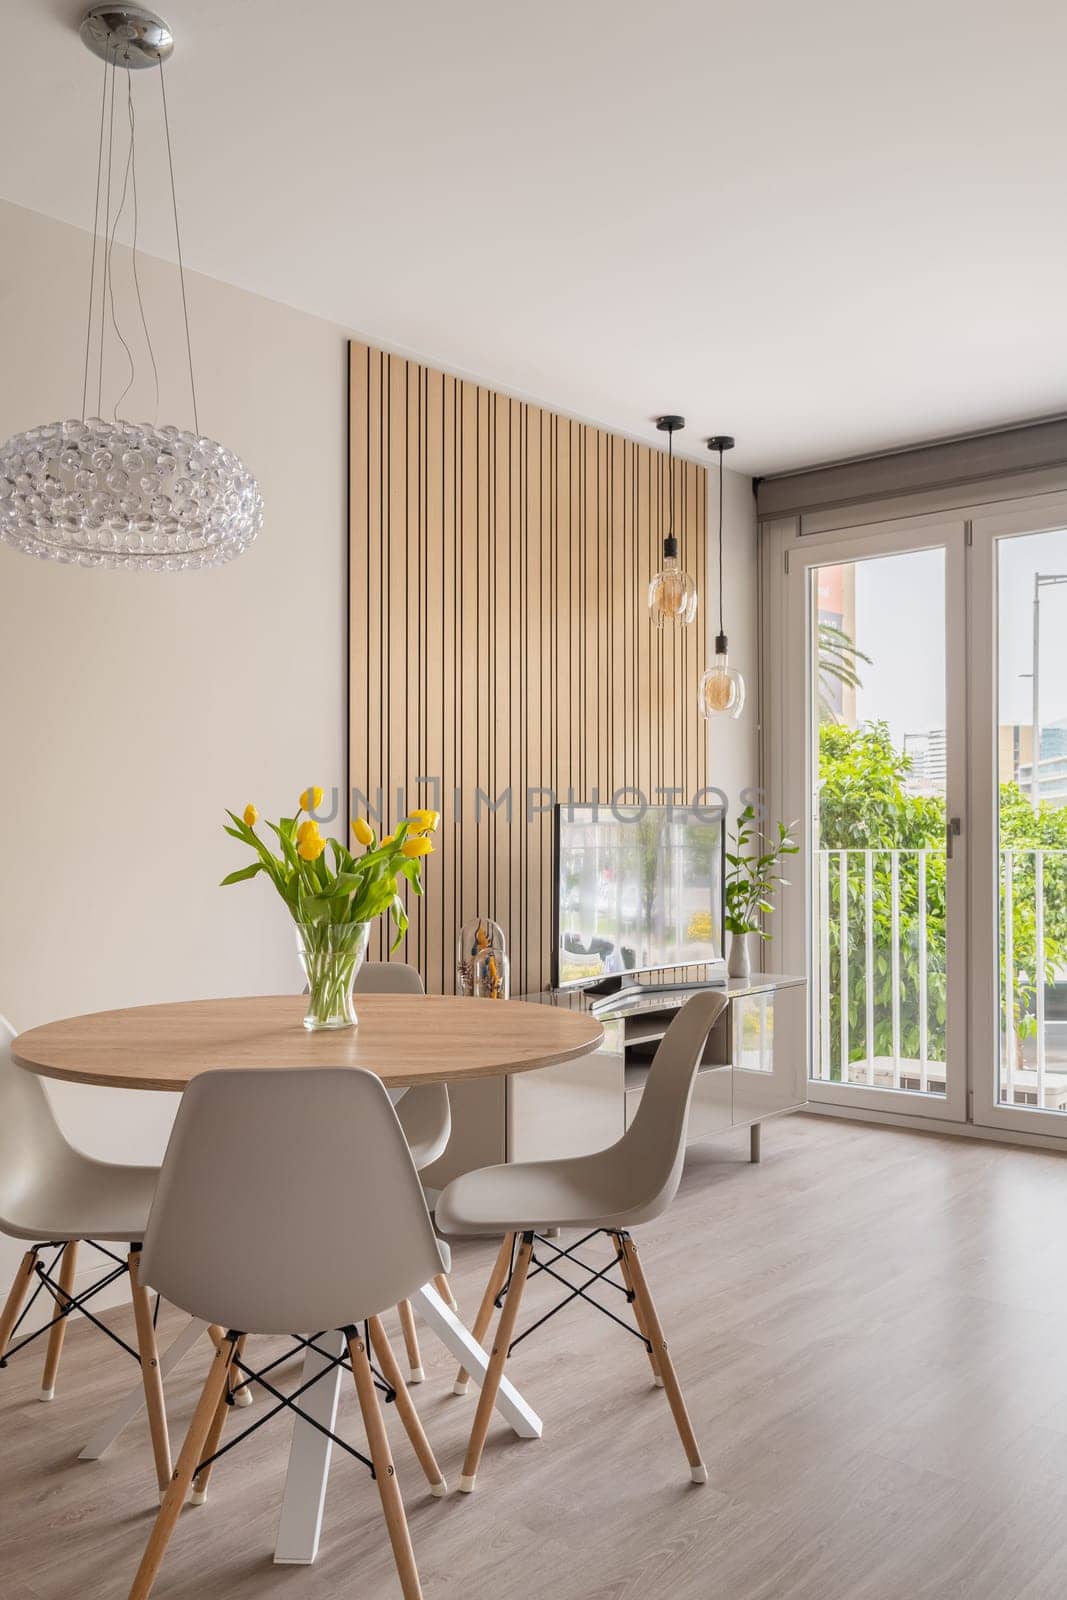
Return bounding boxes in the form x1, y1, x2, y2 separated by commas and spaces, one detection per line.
296, 922, 371, 1030
456, 917, 506, 996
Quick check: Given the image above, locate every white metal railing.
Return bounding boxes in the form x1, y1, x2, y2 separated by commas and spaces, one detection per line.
1000, 847, 1066, 1109
813, 847, 942, 1091
813, 845, 1066, 1108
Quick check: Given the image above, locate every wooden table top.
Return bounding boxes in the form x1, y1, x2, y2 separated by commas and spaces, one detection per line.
12, 994, 606, 1093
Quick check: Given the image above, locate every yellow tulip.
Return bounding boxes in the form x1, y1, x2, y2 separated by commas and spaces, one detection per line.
299, 786, 324, 814
402, 836, 433, 858
380, 833, 395, 847
297, 833, 327, 862
296, 818, 321, 845
351, 816, 374, 847
408, 808, 440, 833
243, 803, 258, 827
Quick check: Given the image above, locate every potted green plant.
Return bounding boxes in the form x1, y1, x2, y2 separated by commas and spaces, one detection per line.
724, 804, 798, 980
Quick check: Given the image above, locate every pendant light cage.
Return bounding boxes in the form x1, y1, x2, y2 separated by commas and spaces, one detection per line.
0, 6, 262, 571
648, 414, 698, 627
699, 435, 744, 719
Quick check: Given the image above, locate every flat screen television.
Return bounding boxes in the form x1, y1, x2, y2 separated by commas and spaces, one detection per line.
552, 802, 725, 990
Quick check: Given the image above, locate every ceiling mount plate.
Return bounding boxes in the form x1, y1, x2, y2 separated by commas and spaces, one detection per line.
706, 435, 736, 452
80, 5, 174, 68
655, 415, 686, 434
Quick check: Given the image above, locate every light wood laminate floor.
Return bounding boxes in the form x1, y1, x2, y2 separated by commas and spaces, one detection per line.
4, 1113, 1067, 1600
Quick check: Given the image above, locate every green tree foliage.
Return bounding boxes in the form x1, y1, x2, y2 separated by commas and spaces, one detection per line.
818, 723, 1067, 1075
817, 620, 872, 723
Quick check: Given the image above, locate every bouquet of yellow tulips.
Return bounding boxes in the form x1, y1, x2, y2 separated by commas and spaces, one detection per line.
222, 787, 438, 1029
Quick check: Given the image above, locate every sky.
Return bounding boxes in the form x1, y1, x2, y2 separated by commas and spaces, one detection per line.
836, 528, 1067, 748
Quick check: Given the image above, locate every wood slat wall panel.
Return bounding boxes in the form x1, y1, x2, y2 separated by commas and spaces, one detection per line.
348, 341, 708, 995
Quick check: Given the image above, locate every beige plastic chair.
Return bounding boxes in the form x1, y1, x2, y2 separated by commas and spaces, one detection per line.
0, 1014, 172, 1491
435, 989, 729, 1493
127, 1065, 450, 1600
354, 961, 455, 1381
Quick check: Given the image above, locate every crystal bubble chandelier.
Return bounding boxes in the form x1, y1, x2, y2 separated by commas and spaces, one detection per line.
0, 6, 262, 571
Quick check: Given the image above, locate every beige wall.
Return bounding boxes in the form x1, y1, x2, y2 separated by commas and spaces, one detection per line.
0, 199, 348, 1295
0, 196, 757, 1306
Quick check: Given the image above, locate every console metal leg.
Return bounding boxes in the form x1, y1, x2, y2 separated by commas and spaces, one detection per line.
750, 1123, 762, 1164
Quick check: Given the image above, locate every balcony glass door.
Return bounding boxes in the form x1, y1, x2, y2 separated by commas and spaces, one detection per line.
783, 520, 968, 1122
971, 503, 1067, 1135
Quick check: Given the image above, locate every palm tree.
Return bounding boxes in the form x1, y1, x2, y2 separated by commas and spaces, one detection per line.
817, 621, 871, 721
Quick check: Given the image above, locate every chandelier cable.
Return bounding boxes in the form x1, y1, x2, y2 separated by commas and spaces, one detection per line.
104, 103, 137, 422
159, 54, 199, 435
81, 45, 111, 422
123, 71, 161, 423
668, 427, 675, 541
97, 50, 118, 418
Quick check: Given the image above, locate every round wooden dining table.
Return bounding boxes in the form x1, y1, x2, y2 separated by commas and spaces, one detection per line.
12, 992, 604, 1565
12, 992, 604, 1092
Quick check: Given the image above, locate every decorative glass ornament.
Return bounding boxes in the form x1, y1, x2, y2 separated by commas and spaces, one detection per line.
457, 917, 506, 996
0, 419, 262, 570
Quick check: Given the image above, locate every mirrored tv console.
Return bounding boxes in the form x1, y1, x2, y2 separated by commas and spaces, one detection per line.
421, 974, 807, 1189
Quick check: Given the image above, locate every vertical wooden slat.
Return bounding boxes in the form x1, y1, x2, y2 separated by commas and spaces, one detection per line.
459, 378, 479, 941
491, 391, 511, 966
348, 341, 709, 995
424, 370, 444, 994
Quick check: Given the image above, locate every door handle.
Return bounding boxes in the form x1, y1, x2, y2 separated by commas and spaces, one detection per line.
946, 816, 962, 859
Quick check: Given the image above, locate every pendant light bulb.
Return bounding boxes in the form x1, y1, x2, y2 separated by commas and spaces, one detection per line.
648, 415, 697, 627
700, 435, 744, 719
699, 631, 745, 719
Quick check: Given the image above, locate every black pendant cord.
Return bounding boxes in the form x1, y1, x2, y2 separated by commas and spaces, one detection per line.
667, 427, 675, 550
717, 443, 725, 641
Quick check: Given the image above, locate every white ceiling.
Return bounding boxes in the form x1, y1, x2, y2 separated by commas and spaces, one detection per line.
3, 0, 1067, 474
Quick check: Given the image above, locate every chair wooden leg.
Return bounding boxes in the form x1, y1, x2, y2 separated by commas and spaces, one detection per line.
128, 1251, 173, 1497
40, 1240, 79, 1401
433, 1273, 458, 1311
368, 1315, 447, 1497
191, 1335, 246, 1505
0, 1248, 39, 1363
347, 1327, 423, 1600
453, 1233, 513, 1395
612, 1231, 662, 1388
618, 1232, 707, 1484
127, 1335, 239, 1600
397, 1298, 424, 1383
206, 1322, 252, 1403
459, 1231, 533, 1493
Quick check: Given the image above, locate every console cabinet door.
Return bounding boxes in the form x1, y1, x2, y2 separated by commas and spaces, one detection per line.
508, 1020, 626, 1161
685, 1064, 734, 1140
731, 984, 806, 1124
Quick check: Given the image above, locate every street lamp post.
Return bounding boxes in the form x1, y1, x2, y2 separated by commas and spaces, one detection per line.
1031, 572, 1067, 809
